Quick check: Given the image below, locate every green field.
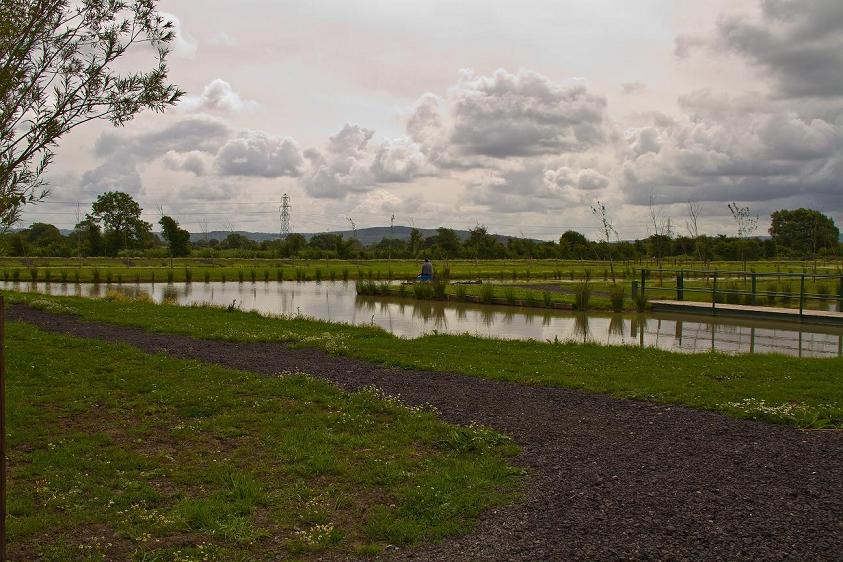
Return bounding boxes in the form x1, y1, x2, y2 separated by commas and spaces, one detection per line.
6, 322, 520, 560
1, 256, 841, 284
9, 291, 842, 429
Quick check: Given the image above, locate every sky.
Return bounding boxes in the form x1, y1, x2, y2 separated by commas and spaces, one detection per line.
22, 0, 843, 240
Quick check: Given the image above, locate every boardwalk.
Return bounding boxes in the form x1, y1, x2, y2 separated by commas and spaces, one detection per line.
650, 299, 843, 326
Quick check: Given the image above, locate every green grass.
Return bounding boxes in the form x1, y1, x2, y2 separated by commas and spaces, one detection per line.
2, 257, 840, 284
7, 291, 843, 429
6, 322, 520, 560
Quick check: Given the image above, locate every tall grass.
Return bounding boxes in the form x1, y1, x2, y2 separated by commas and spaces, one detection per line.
480, 283, 495, 304
609, 284, 625, 312
573, 282, 591, 311
504, 286, 517, 305
455, 284, 468, 301
542, 291, 553, 308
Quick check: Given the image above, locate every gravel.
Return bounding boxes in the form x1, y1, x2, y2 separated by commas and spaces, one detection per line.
9, 304, 842, 561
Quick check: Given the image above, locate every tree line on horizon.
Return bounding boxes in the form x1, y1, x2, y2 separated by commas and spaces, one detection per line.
1, 191, 840, 262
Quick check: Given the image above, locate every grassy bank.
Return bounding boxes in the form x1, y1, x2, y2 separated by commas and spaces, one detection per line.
6, 322, 520, 560
8, 291, 842, 429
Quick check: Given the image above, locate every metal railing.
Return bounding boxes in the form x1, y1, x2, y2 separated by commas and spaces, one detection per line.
632, 269, 843, 319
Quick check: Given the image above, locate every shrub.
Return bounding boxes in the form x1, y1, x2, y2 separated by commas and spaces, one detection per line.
12, 270, 20, 282
29, 268, 38, 282
203, 270, 211, 283
116, 273, 122, 284
59, 271, 68, 283
276, 269, 284, 282
185, 269, 193, 283
250, 269, 257, 283
74, 270, 80, 283
166, 270, 174, 283
315, 268, 322, 282
329, 270, 336, 281
106, 270, 113, 284
92, 269, 101, 283
610, 284, 625, 312
342, 268, 349, 281
44, 269, 51, 283
238, 270, 245, 283
573, 282, 592, 311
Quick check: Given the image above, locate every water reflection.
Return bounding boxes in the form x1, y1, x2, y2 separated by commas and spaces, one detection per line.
3, 280, 842, 358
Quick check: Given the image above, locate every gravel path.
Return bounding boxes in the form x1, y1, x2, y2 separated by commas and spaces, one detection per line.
9, 304, 842, 561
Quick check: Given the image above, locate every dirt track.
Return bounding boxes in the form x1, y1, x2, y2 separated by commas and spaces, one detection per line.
9, 304, 842, 561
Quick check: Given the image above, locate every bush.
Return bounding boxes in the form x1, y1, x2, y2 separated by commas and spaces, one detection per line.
92, 269, 100, 283
315, 268, 322, 282
29, 268, 38, 282
250, 269, 257, 283
276, 269, 284, 282
238, 270, 245, 283
44, 269, 51, 283
166, 270, 174, 283
59, 271, 68, 283
263, 270, 270, 282
204, 271, 211, 283
342, 268, 349, 281
573, 282, 592, 311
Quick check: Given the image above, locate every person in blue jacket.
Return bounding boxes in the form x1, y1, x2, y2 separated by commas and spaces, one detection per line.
418, 258, 433, 281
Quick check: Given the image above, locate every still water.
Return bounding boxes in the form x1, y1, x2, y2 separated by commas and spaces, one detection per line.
6, 280, 843, 358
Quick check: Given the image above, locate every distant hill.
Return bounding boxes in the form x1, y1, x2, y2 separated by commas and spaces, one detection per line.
188, 226, 538, 246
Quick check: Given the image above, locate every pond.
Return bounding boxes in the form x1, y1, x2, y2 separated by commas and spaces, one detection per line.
4, 280, 842, 358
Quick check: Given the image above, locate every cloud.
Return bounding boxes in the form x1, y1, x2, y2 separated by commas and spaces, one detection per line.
620, 109, 843, 207
95, 116, 231, 159
160, 12, 197, 58
448, 68, 610, 158
215, 130, 304, 177
162, 150, 212, 175
300, 125, 376, 198
679, 0, 843, 99
621, 82, 647, 95
78, 154, 142, 197
180, 79, 258, 113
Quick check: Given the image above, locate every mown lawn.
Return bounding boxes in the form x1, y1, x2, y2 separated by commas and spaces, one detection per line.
6, 322, 521, 561
8, 291, 843, 429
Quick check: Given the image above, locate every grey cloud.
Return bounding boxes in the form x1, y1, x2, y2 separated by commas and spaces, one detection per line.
79, 154, 142, 196
691, 0, 843, 99
449, 69, 610, 158
95, 116, 231, 159
621, 109, 843, 208
215, 130, 303, 177
163, 150, 211, 175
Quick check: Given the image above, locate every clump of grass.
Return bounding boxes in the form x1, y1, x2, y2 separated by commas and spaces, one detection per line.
151, 271, 156, 284
27, 298, 78, 315
276, 269, 284, 282
2, 271, 8, 281
238, 270, 245, 283
204, 271, 211, 283
44, 269, 51, 283
185, 269, 193, 283
73, 270, 80, 283
610, 284, 625, 312
397, 283, 407, 297
329, 270, 337, 281
250, 269, 257, 283
504, 286, 517, 305
413, 282, 433, 300
92, 268, 101, 284
29, 268, 38, 282
378, 282, 391, 295
542, 291, 553, 308
455, 284, 468, 302
315, 268, 322, 282
166, 269, 174, 284
480, 283, 495, 304
355, 280, 376, 296
221, 272, 226, 283
106, 270, 113, 284
524, 291, 538, 307
116, 273, 122, 284
573, 282, 592, 311
433, 280, 447, 299
342, 268, 349, 281
296, 268, 306, 282
442, 264, 451, 280
11, 270, 20, 282
725, 281, 741, 304
59, 271, 68, 283
780, 283, 793, 305
263, 270, 270, 282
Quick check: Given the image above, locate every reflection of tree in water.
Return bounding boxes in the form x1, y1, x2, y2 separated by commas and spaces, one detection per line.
502, 310, 514, 325
573, 313, 591, 343
162, 285, 179, 304
355, 296, 377, 312
480, 308, 495, 327
541, 313, 552, 327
